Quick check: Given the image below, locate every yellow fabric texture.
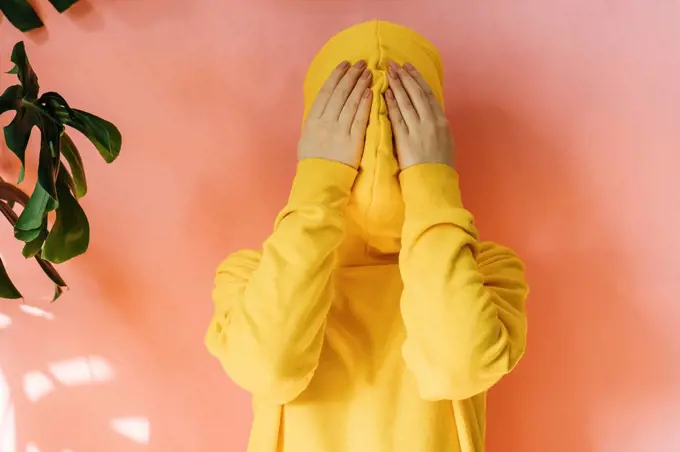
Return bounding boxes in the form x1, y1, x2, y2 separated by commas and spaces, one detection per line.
206, 20, 529, 452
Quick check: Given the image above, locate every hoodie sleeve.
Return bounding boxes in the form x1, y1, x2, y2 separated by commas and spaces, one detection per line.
398, 163, 528, 402
205, 158, 357, 404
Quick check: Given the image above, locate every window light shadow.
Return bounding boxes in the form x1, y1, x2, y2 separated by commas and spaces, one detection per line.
0, 369, 16, 452
48, 356, 114, 386
18, 305, 54, 321
110, 417, 150, 445
0, 314, 11, 329
22, 372, 54, 403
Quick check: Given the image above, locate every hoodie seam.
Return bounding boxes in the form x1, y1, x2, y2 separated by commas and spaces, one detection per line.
362, 19, 384, 260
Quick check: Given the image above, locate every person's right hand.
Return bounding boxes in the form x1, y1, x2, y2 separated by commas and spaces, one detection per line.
298, 60, 373, 169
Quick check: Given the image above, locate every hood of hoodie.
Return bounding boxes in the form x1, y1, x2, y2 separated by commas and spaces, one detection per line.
303, 20, 445, 265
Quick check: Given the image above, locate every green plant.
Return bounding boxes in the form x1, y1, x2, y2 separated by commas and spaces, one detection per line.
0, 41, 121, 300
0, 0, 79, 32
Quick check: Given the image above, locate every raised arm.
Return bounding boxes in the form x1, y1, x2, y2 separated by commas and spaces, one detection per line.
205, 60, 373, 404
398, 165, 528, 401
386, 62, 528, 401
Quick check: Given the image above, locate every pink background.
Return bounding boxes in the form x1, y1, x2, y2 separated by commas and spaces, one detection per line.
1, 1, 679, 451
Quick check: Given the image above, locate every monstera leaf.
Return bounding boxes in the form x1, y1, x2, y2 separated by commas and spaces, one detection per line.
0, 41, 122, 299
0, 0, 79, 32
0, 179, 67, 301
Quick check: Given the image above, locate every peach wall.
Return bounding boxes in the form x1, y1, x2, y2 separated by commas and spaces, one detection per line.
1, 1, 679, 451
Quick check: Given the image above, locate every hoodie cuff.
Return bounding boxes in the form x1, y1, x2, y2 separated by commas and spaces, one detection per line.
288, 158, 358, 208
399, 163, 463, 209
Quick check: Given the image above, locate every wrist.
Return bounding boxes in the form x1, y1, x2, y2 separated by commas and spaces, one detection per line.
289, 158, 358, 207
399, 163, 463, 208
299, 155, 359, 170
398, 152, 454, 171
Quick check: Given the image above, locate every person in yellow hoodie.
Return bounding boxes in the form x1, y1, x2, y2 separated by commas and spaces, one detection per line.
206, 20, 528, 452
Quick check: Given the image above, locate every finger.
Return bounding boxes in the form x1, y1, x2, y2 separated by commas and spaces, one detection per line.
308, 61, 350, 118
324, 60, 367, 119
339, 69, 372, 129
387, 62, 419, 126
403, 62, 444, 118
385, 88, 408, 137
350, 88, 372, 138
390, 62, 433, 121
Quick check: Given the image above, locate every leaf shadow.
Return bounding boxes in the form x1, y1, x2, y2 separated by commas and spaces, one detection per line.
63, 0, 105, 31
70, 0, 196, 30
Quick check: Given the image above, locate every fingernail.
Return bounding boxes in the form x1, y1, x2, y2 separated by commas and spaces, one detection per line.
362, 70, 372, 79
385, 89, 394, 100
388, 66, 397, 78
388, 61, 400, 71
355, 60, 366, 69
363, 88, 372, 99
404, 62, 416, 72
338, 61, 350, 69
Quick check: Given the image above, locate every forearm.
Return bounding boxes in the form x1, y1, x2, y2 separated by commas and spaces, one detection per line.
242, 159, 355, 364
399, 164, 528, 400
207, 159, 357, 402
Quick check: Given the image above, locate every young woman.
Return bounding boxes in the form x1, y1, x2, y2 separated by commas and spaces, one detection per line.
206, 20, 528, 452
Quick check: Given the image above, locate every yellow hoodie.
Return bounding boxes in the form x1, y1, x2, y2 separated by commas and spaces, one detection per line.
206, 20, 528, 452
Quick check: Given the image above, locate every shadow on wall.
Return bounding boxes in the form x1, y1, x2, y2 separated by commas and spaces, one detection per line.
451, 103, 680, 452
0, 304, 150, 452
10, 0, 197, 46
20, 0, 195, 36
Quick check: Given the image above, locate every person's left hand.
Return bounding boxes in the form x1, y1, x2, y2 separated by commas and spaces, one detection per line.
384, 61, 454, 170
